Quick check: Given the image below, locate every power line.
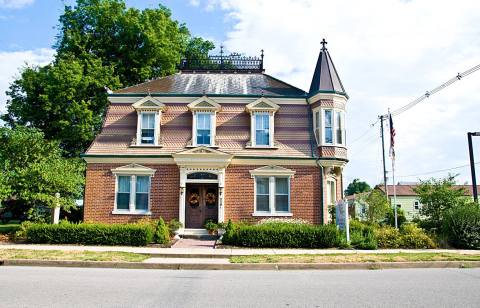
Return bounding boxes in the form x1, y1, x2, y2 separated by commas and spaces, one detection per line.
396, 162, 480, 178
349, 119, 379, 145
389, 63, 480, 117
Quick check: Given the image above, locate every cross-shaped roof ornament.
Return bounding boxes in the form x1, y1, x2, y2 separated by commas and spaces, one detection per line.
321, 38, 328, 51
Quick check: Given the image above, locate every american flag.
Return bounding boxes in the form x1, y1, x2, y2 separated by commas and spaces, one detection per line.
389, 112, 396, 161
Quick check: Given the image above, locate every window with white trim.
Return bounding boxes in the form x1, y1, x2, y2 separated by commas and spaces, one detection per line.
195, 112, 212, 146
254, 176, 291, 214
114, 175, 151, 214
313, 109, 346, 146
140, 113, 156, 144
326, 179, 336, 208
254, 112, 271, 146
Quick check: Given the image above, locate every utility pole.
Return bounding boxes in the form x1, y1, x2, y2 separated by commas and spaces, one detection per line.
379, 115, 388, 195
467, 132, 480, 203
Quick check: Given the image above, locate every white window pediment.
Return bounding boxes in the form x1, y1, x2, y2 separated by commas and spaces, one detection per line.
249, 165, 296, 178
111, 164, 156, 176
132, 96, 166, 112
187, 95, 222, 112
246, 98, 278, 148
132, 96, 165, 146
188, 96, 220, 147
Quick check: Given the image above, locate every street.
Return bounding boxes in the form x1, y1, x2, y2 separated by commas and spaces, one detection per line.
0, 267, 479, 307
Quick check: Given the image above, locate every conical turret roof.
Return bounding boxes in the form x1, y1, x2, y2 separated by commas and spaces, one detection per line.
309, 39, 347, 97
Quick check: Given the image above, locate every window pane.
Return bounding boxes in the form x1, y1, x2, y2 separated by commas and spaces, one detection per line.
275, 195, 289, 212
141, 129, 154, 144
196, 113, 211, 145
116, 193, 130, 210
136, 176, 149, 193
142, 113, 155, 129
275, 178, 288, 194
256, 130, 269, 145
336, 111, 343, 144
324, 110, 332, 127
256, 177, 269, 194
136, 193, 148, 210
255, 114, 270, 146
256, 195, 270, 212
197, 129, 211, 145
118, 176, 131, 193
325, 127, 333, 143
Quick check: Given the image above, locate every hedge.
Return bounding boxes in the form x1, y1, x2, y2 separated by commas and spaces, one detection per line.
443, 204, 480, 249
374, 224, 436, 249
222, 221, 344, 248
26, 222, 154, 246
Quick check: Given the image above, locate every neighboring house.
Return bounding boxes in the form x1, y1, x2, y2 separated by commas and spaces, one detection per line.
346, 193, 369, 221
376, 184, 479, 220
82, 42, 349, 234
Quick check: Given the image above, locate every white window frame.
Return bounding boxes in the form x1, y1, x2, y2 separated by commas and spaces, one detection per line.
313, 108, 346, 146
251, 112, 274, 147
137, 111, 159, 145
113, 175, 152, 215
193, 111, 215, 147
253, 176, 292, 216
326, 178, 336, 208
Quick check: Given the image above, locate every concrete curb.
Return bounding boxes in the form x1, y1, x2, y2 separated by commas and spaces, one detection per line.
1, 259, 480, 270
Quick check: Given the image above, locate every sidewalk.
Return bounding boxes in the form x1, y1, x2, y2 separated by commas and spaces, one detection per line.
1, 243, 479, 257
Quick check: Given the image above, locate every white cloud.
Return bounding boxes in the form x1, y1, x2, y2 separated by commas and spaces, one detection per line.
0, 0, 35, 9
0, 48, 55, 113
204, 0, 480, 185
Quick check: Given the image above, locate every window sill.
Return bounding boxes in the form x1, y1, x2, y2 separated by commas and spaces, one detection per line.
252, 212, 293, 217
245, 145, 278, 150
111, 210, 152, 216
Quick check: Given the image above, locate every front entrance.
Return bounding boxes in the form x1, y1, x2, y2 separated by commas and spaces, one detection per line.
185, 184, 219, 228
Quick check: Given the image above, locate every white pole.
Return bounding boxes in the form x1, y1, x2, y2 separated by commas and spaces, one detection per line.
391, 159, 398, 229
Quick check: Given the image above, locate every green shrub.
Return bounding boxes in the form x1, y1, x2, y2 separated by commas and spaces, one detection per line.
167, 219, 183, 237
153, 218, 170, 244
374, 226, 401, 248
204, 219, 218, 234
0, 223, 21, 234
443, 204, 480, 249
26, 222, 153, 246
385, 207, 407, 227
349, 220, 377, 250
222, 221, 343, 248
399, 223, 436, 249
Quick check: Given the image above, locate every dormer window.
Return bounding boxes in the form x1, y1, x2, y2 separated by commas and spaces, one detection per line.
132, 96, 166, 146
187, 96, 221, 147
246, 97, 279, 148
314, 108, 345, 146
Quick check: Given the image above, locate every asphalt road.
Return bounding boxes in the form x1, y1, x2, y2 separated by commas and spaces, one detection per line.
1, 267, 479, 308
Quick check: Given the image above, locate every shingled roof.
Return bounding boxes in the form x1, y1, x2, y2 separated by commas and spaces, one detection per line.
309, 39, 347, 97
114, 72, 307, 97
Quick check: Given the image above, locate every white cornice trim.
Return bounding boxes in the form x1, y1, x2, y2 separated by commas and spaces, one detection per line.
245, 97, 280, 113
308, 93, 348, 105
249, 165, 296, 177
111, 163, 157, 176
187, 95, 222, 111
132, 96, 166, 111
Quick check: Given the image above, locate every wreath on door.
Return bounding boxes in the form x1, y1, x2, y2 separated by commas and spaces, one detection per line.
188, 193, 200, 206
205, 192, 216, 205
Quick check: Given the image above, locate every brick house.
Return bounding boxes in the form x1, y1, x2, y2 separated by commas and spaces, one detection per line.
82, 41, 349, 234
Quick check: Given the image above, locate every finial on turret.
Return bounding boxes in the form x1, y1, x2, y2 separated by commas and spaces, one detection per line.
321, 38, 328, 51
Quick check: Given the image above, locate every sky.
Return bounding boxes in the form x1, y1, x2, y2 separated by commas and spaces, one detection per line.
1, 0, 480, 187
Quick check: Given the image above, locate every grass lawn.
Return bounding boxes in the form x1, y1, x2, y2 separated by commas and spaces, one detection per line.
230, 253, 480, 264
0, 223, 21, 234
0, 249, 149, 262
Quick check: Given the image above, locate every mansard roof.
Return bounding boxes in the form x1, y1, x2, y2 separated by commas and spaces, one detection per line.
309, 40, 347, 97
114, 72, 307, 97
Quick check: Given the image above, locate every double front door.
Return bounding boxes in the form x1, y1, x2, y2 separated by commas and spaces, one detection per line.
185, 184, 218, 229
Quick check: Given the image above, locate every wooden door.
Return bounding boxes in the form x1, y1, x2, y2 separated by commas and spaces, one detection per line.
185, 185, 218, 228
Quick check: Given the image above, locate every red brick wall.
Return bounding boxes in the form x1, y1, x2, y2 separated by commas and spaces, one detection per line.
84, 163, 329, 225
84, 164, 179, 223
224, 165, 323, 224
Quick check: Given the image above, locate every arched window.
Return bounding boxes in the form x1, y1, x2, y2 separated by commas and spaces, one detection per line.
187, 172, 218, 180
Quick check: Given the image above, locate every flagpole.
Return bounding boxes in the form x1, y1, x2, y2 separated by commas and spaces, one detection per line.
392, 156, 398, 229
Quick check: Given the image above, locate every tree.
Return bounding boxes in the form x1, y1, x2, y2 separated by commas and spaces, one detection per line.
2, 0, 215, 156
345, 178, 371, 196
0, 126, 85, 220
3, 55, 120, 156
361, 189, 390, 223
414, 175, 470, 230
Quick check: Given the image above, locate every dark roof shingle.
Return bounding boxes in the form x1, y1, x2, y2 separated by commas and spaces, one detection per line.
115, 72, 306, 97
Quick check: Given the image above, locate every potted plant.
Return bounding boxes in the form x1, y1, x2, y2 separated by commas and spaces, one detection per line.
204, 219, 218, 235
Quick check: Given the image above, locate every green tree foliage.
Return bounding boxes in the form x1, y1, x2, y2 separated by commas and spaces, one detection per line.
359, 189, 390, 224
0, 127, 85, 218
3, 55, 120, 156
414, 175, 469, 230
345, 178, 371, 196
385, 207, 407, 228
2, 0, 214, 156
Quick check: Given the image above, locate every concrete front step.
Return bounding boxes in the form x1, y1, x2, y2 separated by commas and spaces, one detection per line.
181, 229, 218, 240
